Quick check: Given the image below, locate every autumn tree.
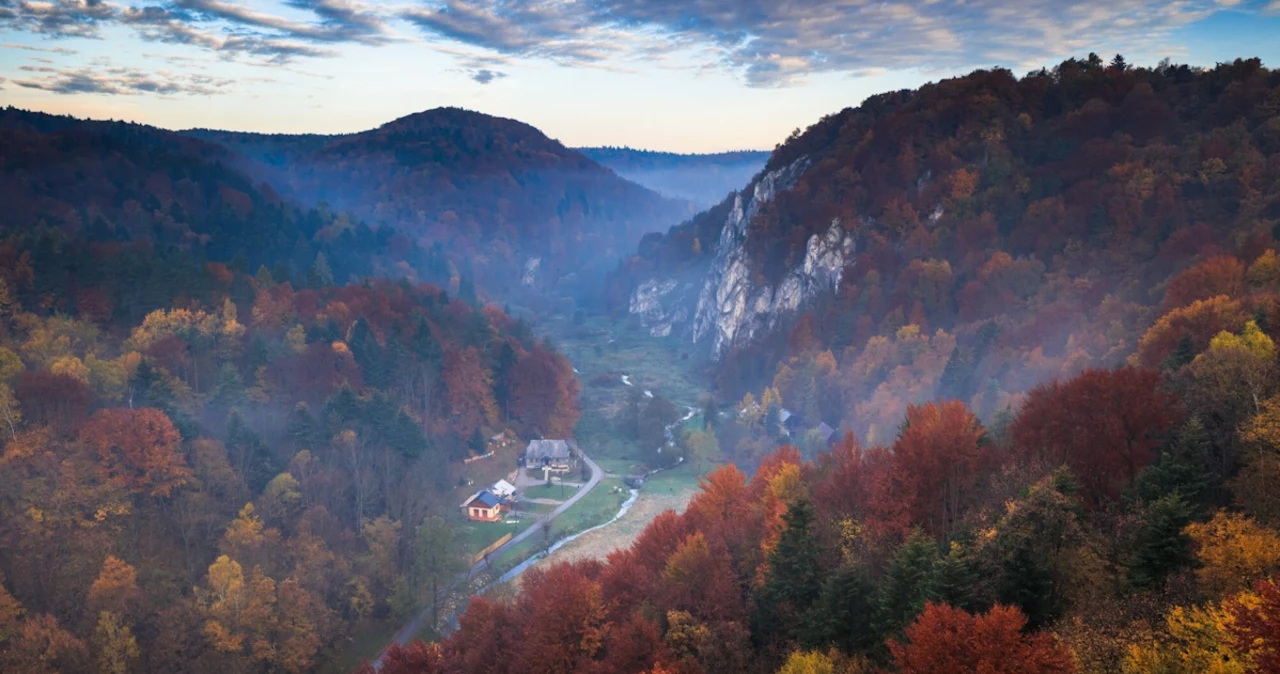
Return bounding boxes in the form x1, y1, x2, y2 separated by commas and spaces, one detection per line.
1011, 367, 1181, 508
80, 408, 191, 498
888, 603, 1076, 673
1225, 578, 1280, 672
1187, 510, 1280, 597
879, 401, 989, 537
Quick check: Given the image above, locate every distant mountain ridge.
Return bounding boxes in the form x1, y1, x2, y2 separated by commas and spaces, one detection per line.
575, 146, 770, 209
182, 108, 690, 295
0, 106, 417, 288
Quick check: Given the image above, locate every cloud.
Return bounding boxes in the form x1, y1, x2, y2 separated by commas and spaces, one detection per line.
399, 0, 1241, 85
15, 62, 235, 94
171, 0, 388, 44
1, 41, 78, 54
469, 67, 503, 83
0, 0, 116, 38
401, 0, 615, 64
120, 1, 366, 62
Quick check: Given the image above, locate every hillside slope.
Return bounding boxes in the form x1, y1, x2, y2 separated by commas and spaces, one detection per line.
0, 107, 419, 288
611, 56, 1280, 442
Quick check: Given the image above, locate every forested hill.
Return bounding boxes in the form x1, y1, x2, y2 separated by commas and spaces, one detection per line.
611, 56, 1280, 445
575, 146, 770, 209
0, 107, 420, 287
185, 108, 691, 295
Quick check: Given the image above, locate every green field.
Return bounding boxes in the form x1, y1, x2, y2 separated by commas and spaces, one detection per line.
459, 517, 526, 555
549, 477, 630, 537
520, 482, 578, 501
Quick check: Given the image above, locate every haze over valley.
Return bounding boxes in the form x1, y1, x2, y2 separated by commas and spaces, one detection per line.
5, 2, 1280, 673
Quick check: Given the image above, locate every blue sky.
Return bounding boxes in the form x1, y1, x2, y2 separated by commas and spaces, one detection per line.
2, 0, 1279, 152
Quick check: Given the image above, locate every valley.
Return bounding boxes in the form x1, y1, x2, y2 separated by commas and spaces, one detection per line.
3, 43, 1280, 674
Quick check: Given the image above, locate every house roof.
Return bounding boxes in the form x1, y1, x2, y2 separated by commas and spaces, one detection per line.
525, 439, 572, 463
818, 422, 835, 441
491, 479, 516, 498
462, 489, 504, 509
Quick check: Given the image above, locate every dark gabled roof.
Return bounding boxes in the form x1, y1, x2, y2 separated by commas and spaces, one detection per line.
473, 490, 502, 508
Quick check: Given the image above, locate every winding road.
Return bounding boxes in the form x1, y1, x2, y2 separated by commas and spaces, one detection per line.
372, 446, 603, 668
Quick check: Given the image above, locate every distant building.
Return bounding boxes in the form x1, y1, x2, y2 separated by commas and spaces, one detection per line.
524, 439, 576, 472
461, 490, 507, 522
490, 479, 516, 499
817, 422, 836, 444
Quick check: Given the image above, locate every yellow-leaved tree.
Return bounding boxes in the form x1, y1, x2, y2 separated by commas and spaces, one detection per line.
1186, 510, 1280, 597
1234, 393, 1280, 526
1122, 601, 1246, 673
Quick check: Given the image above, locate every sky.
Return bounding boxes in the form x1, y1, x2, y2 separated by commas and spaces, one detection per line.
2, 0, 1280, 153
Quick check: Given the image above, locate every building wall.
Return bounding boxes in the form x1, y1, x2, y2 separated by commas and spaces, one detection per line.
468, 506, 502, 522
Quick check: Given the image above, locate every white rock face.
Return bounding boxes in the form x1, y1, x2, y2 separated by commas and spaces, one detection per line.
628, 155, 856, 359
521, 258, 541, 286
691, 158, 856, 360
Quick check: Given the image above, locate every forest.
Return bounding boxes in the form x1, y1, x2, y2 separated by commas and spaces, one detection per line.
0, 212, 581, 671
369, 57, 1280, 673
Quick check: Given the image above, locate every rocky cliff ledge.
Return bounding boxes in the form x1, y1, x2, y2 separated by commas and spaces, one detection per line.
629, 156, 857, 360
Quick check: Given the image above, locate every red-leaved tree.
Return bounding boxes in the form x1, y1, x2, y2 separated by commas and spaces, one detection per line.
889, 602, 1077, 673
1010, 367, 1181, 508
79, 408, 191, 498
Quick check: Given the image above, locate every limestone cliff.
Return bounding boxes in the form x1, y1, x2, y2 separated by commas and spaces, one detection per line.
629, 156, 857, 360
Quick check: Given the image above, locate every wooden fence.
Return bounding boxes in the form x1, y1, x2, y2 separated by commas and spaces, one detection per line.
473, 532, 513, 564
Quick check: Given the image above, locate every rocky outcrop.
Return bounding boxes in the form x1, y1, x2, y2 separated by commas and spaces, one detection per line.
629, 278, 694, 338
521, 257, 541, 286
627, 156, 858, 359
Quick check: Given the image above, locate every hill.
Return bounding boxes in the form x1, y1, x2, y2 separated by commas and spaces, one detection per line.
0, 107, 420, 289
186, 109, 691, 296
610, 56, 1280, 444
575, 146, 770, 209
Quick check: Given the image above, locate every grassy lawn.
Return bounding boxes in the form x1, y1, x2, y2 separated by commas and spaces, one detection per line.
644, 461, 711, 494
550, 477, 629, 538
513, 501, 556, 515
520, 482, 578, 501
459, 518, 526, 555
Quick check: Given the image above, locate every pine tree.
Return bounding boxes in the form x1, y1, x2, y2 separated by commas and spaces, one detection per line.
802, 563, 877, 654
877, 531, 939, 636
1162, 333, 1198, 371
311, 252, 334, 287
1131, 416, 1214, 512
1127, 493, 1197, 589
212, 362, 246, 409
753, 497, 822, 647
927, 539, 986, 613
998, 540, 1055, 628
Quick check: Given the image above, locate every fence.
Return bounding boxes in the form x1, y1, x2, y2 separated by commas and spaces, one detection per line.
472, 532, 513, 564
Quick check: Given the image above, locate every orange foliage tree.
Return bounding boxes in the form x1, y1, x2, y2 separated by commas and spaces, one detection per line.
1226, 578, 1280, 672
876, 401, 989, 537
79, 408, 191, 498
1160, 255, 1246, 312
888, 602, 1076, 673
